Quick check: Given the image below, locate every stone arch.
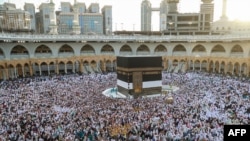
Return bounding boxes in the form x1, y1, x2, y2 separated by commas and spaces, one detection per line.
66, 61, 73, 74
241, 63, 247, 76
215, 61, 220, 73
16, 64, 23, 77
32, 62, 40, 76
106, 60, 113, 72
23, 63, 30, 76
220, 61, 225, 73
58, 61, 66, 74
49, 62, 56, 74
209, 61, 214, 72
101, 44, 114, 54
230, 44, 243, 57
0, 48, 5, 58
154, 44, 167, 55
201, 60, 207, 71
211, 44, 225, 53
136, 44, 150, 55
40, 62, 48, 75
226, 62, 233, 75
81, 44, 95, 55
10, 45, 29, 59
90, 60, 97, 73
234, 62, 241, 76
8, 64, 15, 79
194, 60, 200, 70
35, 45, 52, 57
192, 44, 206, 56
83, 61, 90, 74
173, 44, 186, 56
0, 65, 5, 80
120, 44, 132, 55
58, 44, 74, 56
11, 45, 29, 55
173, 59, 178, 66
74, 60, 81, 73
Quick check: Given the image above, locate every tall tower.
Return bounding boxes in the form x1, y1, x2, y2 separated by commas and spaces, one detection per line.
48, 0, 58, 34
167, 0, 179, 13
72, 0, 81, 34
200, 0, 214, 30
220, 0, 228, 20
141, 0, 151, 31
24, 3, 36, 32
102, 6, 112, 35
160, 0, 168, 31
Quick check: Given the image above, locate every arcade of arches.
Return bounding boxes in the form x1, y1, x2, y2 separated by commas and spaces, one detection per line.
0, 43, 250, 80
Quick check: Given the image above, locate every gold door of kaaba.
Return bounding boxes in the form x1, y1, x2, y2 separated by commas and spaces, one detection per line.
133, 72, 142, 94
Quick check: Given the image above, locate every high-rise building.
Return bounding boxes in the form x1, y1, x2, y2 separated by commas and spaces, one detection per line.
24, 3, 36, 32
79, 13, 103, 34
141, 0, 214, 35
88, 3, 99, 13
102, 6, 112, 34
58, 2, 74, 34
38, 0, 57, 34
141, 0, 152, 31
57, 1, 110, 35
38, 3, 52, 33
0, 2, 31, 32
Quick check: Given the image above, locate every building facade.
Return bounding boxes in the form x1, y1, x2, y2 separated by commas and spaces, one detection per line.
0, 33, 250, 80
24, 3, 36, 33
0, 2, 31, 33
142, 0, 214, 35
141, 0, 152, 31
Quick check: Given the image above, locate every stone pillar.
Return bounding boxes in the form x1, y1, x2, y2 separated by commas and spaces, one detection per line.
22, 66, 25, 77
39, 65, 42, 76
218, 64, 221, 73
73, 63, 75, 73
14, 67, 17, 78
29, 64, 33, 76
65, 64, 67, 74
56, 62, 59, 74
103, 62, 106, 72
79, 62, 83, 73
48, 65, 50, 75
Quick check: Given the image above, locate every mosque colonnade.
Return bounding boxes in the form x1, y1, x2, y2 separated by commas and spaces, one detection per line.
0, 42, 250, 79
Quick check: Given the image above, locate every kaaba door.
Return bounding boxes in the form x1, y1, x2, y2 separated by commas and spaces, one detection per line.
133, 72, 142, 94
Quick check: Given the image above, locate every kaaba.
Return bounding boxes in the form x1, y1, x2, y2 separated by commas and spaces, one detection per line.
117, 56, 162, 98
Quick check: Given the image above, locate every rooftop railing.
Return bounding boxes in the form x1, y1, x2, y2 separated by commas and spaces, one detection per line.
1, 33, 250, 42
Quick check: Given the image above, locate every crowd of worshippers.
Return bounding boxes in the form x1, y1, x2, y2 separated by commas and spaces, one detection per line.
0, 72, 249, 141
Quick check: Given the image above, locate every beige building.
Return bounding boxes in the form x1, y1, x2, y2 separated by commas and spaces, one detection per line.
0, 2, 31, 32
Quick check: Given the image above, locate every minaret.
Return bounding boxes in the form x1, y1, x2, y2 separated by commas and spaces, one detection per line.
221, 0, 228, 20
72, 0, 81, 34
49, 0, 58, 34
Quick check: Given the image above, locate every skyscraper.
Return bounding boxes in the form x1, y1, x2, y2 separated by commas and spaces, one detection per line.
24, 3, 36, 32
102, 6, 112, 35
141, 0, 152, 31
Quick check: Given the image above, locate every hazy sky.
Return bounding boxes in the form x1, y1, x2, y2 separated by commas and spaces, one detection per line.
1, 0, 250, 31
